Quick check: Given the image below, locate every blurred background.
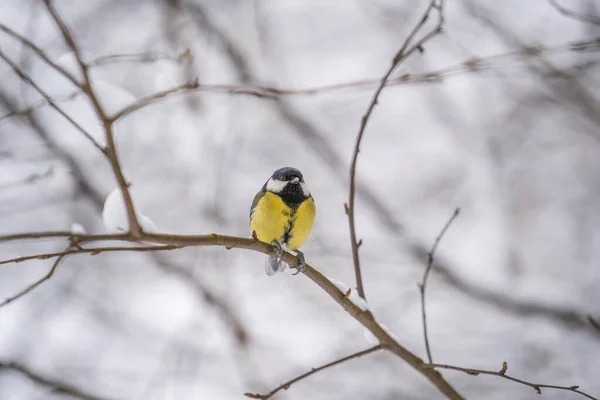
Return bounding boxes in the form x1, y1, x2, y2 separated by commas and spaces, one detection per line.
1, 0, 600, 399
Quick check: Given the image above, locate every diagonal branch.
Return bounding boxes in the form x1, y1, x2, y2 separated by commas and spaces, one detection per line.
245, 345, 382, 399
0, 248, 68, 308
425, 362, 598, 400
43, 0, 141, 237
347, 0, 446, 301
0, 360, 117, 400
1, 231, 465, 399
419, 208, 460, 364
0, 48, 104, 152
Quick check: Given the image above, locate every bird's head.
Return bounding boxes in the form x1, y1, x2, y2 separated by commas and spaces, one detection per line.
266, 167, 310, 196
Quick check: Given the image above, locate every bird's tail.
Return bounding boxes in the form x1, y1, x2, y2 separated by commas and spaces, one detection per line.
265, 256, 286, 276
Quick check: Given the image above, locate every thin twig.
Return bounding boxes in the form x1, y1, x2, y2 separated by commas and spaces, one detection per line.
419, 208, 460, 363
0, 49, 104, 152
347, 0, 445, 301
0, 360, 116, 400
425, 362, 598, 400
0, 245, 178, 266
43, 0, 141, 237
0, 249, 67, 308
245, 345, 382, 399
5, 36, 599, 123
111, 79, 200, 120
0, 22, 82, 88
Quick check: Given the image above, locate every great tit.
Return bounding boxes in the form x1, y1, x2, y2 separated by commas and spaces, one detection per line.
249, 167, 316, 275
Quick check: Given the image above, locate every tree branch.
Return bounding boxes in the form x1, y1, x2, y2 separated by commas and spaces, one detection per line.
0, 231, 465, 399
347, 0, 446, 301
5, 36, 597, 122
0, 244, 178, 266
425, 362, 598, 400
0, 360, 116, 400
419, 208, 460, 364
43, 0, 141, 237
245, 345, 382, 399
0, 249, 67, 308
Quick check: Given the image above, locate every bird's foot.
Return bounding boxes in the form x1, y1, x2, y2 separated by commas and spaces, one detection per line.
271, 240, 283, 262
291, 250, 305, 275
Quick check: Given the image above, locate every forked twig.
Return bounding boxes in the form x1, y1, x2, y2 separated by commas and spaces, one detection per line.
43, 0, 141, 237
347, 0, 446, 301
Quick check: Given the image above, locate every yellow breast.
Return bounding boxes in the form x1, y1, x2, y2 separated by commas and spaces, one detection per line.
250, 192, 316, 250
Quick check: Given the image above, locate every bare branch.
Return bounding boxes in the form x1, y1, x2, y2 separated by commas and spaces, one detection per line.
245, 345, 382, 399
43, 0, 141, 237
0, 249, 67, 308
0, 22, 81, 88
111, 79, 199, 120
347, 0, 446, 301
0, 360, 116, 400
5, 36, 598, 122
419, 208, 460, 364
425, 362, 598, 400
1, 230, 464, 399
548, 0, 600, 26
0, 49, 104, 152
0, 244, 178, 267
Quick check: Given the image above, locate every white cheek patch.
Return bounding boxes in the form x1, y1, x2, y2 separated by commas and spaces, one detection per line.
266, 178, 287, 193
300, 182, 310, 196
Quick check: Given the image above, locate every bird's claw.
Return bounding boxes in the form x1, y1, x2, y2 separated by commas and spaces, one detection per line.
292, 250, 305, 276
271, 241, 283, 262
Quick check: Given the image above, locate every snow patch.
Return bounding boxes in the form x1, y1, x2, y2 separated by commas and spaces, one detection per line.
70, 223, 86, 235
102, 187, 158, 233
363, 327, 379, 345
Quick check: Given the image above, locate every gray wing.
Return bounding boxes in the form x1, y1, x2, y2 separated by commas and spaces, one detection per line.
249, 188, 266, 220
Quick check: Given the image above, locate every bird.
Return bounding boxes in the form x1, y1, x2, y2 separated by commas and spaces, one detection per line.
250, 167, 316, 275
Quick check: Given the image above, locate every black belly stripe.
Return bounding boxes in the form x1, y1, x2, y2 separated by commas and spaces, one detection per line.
281, 208, 297, 245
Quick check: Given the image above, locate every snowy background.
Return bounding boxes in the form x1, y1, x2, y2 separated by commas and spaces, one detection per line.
1, 0, 600, 399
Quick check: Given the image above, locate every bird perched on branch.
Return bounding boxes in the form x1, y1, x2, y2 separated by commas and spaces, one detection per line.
250, 167, 316, 275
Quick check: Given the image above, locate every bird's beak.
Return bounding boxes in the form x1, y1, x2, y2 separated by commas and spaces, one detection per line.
291, 177, 300, 184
